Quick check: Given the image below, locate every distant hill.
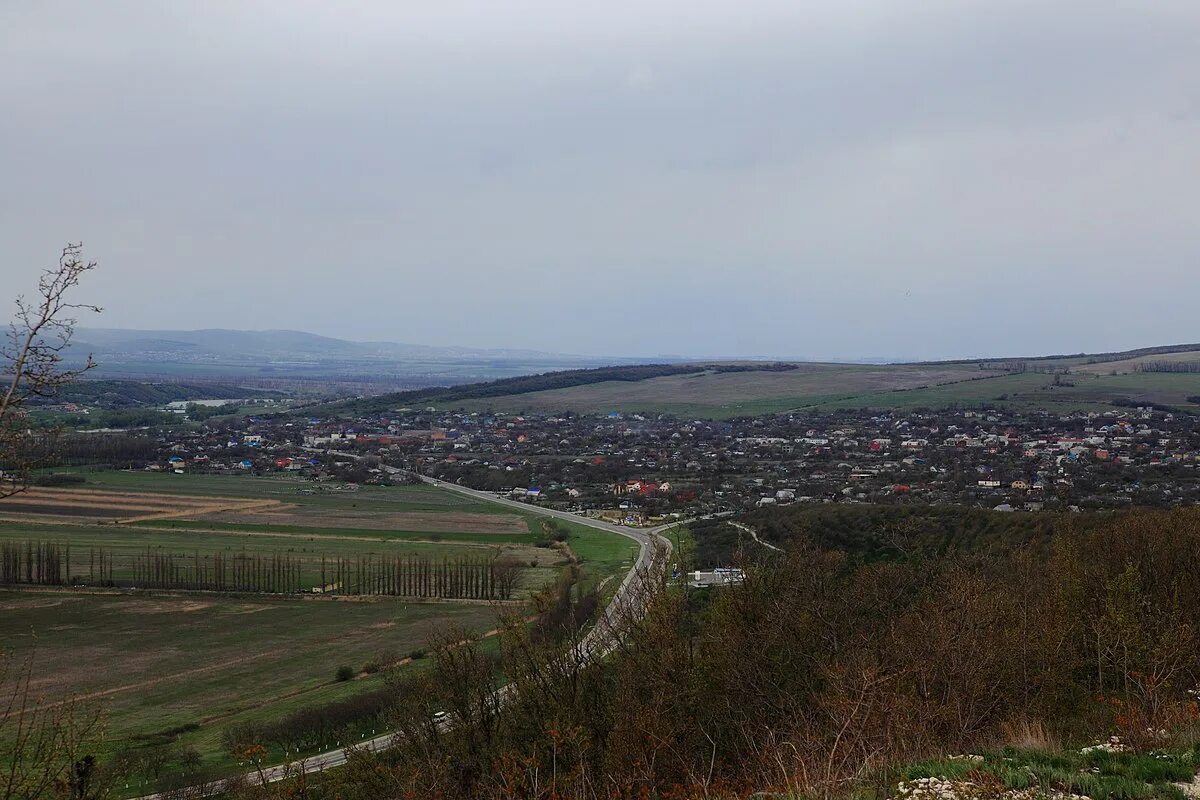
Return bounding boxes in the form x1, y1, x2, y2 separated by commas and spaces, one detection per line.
64, 333, 1200, 417
65, 328, 651, 390
918, 342, 1200, 366
317, 343, 1200, 418
312, 363, 735, 416
71, 328, 598, 362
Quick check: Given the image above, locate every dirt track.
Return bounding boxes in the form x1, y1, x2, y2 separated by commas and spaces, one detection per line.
196, 507, 529, 533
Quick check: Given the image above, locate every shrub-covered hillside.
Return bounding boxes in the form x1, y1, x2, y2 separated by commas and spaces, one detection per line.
219, 507, 1200, 800
688, 503, 1117, 567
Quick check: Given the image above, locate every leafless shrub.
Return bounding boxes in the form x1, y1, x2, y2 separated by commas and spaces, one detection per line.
0, 650, 106, 800
998, 718, 1060, 753
1, 243, 100, 498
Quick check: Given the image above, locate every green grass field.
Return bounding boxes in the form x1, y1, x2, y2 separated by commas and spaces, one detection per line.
450, 363, 1000, 418
553, 518, 641, 599
127, 517, 542, 544
807, 371, 1200, 412
446, 362, 1200, 416
1, 590, 502, 785
0, 472, 638, 795
59, 469, 503, 513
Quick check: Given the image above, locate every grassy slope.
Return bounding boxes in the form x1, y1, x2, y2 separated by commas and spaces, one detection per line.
450, 364, 996, 418
552, 517, 641, 599
1, 591, 501, 774
303, 345, 1200, 419
807, 371, 1200, 412
446, 364, 1200, 417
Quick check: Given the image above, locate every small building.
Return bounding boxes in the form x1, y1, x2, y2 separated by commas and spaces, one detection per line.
689, 567, 745, 588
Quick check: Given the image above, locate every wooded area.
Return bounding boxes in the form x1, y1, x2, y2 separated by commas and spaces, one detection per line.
225, 507, 1200, 800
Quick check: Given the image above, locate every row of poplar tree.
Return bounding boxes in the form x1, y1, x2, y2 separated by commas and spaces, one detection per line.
0, 540, 521, 600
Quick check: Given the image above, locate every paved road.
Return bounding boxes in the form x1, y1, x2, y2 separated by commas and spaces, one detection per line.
136, 469, 673, 799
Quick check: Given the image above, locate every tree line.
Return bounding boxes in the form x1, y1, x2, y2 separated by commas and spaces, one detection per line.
326, 363, 713, 416
319, 553, 521, 599
0, 541, 70, 585
25, 379, 277, 409
17, 431, 159, 468
1136, 360, 1200, 373
0, 541, 523, 599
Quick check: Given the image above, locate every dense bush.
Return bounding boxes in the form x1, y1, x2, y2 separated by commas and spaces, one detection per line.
689, 504, 1101, 567
272, 508, 1200, 800
223, 679, 415, 754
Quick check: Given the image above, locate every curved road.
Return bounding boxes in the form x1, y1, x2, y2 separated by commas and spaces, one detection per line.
137, 471, 673, 799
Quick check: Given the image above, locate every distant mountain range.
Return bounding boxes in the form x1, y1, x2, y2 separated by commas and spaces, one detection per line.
66, 328, 652, 391
71, 328, 601, 363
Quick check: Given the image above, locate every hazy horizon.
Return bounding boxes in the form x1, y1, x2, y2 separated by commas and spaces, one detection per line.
66, 324, 1200, 366
4, 2, 1199, 361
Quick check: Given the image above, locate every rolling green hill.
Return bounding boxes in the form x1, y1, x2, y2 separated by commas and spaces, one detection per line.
312, 344, 1200, 419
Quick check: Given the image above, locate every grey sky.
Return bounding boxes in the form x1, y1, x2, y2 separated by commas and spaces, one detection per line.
3, 1, 1199, 360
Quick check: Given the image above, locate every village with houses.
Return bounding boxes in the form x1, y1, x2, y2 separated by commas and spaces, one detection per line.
97, 400, 1200, 524
10, 7, 1200, 796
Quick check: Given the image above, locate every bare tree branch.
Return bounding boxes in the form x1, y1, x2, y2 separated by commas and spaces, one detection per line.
0, 243, 101, 498
0, 648, 106, 800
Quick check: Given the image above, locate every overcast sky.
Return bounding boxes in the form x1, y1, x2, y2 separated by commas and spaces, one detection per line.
2, 1, 1198, 360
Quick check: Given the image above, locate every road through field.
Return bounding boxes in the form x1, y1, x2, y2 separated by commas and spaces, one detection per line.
136, 469, 673, 799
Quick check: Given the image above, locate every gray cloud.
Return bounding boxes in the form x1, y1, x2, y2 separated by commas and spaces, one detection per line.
2, 1, 1198, 360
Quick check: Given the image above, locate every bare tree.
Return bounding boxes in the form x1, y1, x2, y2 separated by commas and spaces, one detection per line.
492, 557, 522, 601
0, 651, 106, 800
0, 243, 100, 498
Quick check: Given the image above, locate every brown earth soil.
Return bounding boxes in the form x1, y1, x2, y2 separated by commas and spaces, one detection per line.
0, 488, 285, 524
195, 507, 529, 534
